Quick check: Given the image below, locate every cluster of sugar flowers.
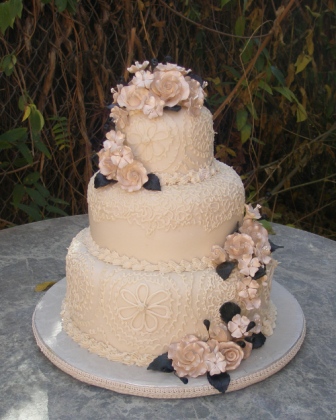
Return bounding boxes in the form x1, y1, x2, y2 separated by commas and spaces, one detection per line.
211, 204, 271, 310
110, 60, 207, 124
97, 129, 148, 192
167, 314, 262, 379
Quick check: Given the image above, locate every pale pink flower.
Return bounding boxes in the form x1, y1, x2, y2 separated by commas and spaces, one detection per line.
238, 254, 261, 277
182, 77, 205, 116
224, 232, 255, 261
155, 63, 191, 74
127, 60, 150, 73
250, 313, 262, 334
239, 219, 271, 265
227, 314, 250, 338
111, 84, 124, 103
242, 341, 253, 359
111, 146, 134, 168
150, 70, 190, 107
117, 85, 148, 110
110, 107, 129, 130
209, 323, 231, 343
238, 277, 261, 310
97, 149, 117, 180
168, 335, 210, 378
244, 204, 262, 220
131, 70, 154, 89
217, 341, 244, 371
210, 245, 227, 265
142, 94, 165, 119
205, 340, 227, 375
116, 160, 148, 192
103, 130, 125, 152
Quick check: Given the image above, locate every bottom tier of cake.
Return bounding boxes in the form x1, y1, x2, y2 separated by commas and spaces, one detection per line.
62, 228, 277, 367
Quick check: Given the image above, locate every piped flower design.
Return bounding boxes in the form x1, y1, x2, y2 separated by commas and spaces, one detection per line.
118, 283, 170, 333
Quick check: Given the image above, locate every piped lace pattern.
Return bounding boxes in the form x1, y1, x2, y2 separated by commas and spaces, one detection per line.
88, 160, 245, 235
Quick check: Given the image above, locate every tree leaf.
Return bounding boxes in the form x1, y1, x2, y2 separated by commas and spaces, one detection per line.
241, 40, 253, 64
0, 140, 12, 150
305, 29, 314, 56
240, 123, 252, 144
296, 103, 308, 122
48, 196, 68, 205
12, 184, 25, 207
259, 219, 275, 234
17, 203, 42, 221
16, 142, 33, 164
294, 53, 312, 74
9, 0, 23, 18
33, 135, 51, 159
273, 87, 295, 102
45, 205, 68, 216
22, 105, 31, 122
0, 3, 12, 34
30, 108, 45, 132
258, 80, 273, 95
234, 16, 245, 36
23, 171, 40, 185
35, 183, 51, 198
26, 187, 48, 207
35, 281, 57, 292
236, 109, 248, 131
55, 0, 68, 13
0, 127, 27, 143
270, 66, 285, 86
221, 0, 232, 7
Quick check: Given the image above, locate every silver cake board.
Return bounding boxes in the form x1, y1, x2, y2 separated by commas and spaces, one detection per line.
32, 278, 305, 399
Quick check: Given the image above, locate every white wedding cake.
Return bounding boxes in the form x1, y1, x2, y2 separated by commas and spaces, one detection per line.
62, 61, 277, 386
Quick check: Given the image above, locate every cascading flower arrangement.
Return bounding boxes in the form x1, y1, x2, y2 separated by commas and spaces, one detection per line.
147, 205, 282, 393
94, 59, 207, 193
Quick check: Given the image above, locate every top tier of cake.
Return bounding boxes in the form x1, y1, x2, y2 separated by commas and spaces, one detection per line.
123, 106, 214, 178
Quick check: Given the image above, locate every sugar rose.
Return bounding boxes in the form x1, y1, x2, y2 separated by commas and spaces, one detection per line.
168, 334, 210, 378
110, 107, 129, 130
151, 70, 190, 107
224, 232, 255, 261
116, 161, 148, 192
209, 323, 231, 342
117, 85, 148, 111
210, 245, 227, 265
97, 149, 117, 180
217, 341, 244, 371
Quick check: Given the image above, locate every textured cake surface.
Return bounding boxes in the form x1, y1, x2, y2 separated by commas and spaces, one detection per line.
89, 160, 245, 263
63, 61, 278, 376
123, 107, 214, 176
63, 228, 277, 366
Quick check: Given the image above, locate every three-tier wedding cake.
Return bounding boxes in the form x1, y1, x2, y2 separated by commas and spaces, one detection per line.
61, 60, 277, 385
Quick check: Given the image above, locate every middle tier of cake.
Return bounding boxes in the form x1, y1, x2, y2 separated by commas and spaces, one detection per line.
88, 160, 245, 264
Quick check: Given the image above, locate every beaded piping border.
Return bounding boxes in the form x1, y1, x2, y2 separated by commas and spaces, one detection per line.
32, 311, 305, 399
157, 160, 219, 186
80, 228, 214, 272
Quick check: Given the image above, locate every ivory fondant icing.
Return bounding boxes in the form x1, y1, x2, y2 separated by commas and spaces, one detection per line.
63, 61, 278, 375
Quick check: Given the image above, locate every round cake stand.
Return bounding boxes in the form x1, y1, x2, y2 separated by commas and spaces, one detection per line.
32, 279, 305, 399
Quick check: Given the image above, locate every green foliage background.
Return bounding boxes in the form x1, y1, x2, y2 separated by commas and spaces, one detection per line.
1, 0, 335, 238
